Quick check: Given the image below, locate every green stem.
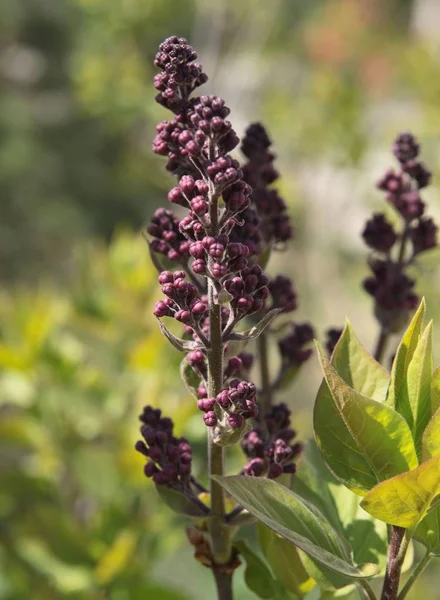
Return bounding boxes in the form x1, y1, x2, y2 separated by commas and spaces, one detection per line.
397, 549, 432, 600
212, 567, 233, 600
359, 580, 378, 600
381, 526, 409, 600
206, 188, 232, 572
257, 332, 272, 415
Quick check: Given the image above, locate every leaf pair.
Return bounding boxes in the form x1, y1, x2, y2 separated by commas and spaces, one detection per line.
214, 475, 379, 585
314, 321, 418, 496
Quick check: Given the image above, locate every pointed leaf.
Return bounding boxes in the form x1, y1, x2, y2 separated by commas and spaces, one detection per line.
258, 524, 315, 597
314, 344, 418, 495
229, 308, 282, 341
421, 406, 440, 461
293, 441, 389, 585
360, 455, 440, 530
234, 541, 278, 599
331, 320, 389, 402
157, 319, 204, 352
387, 299, 425, 409
213, 475, 378, 579
431, 366, 440, 414
405, 321, 433, 452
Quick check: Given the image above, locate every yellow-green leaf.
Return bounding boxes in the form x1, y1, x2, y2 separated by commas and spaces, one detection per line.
387, 299, 425, 409
331, 320, 389, 402
405, 321, 433, 453
431, 366, 440, 414
421, 406, 440, 461
360, 455, 440, 530
314, 345, 418, 495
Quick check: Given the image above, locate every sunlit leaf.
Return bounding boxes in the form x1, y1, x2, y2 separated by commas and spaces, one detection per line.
331, 320, 389, 402
360, 455, 440, 530
421, 406, 440, 461
387, 299, 425, 409
314, 344, 418, 495
405, 321, 433, 453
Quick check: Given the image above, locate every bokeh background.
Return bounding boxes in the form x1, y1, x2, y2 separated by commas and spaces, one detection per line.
1, 0, 440, 598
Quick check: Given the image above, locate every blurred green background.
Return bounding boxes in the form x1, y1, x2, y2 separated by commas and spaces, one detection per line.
1, 0, 440, 598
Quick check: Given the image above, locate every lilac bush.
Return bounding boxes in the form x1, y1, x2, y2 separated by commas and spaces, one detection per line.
135, 36, 439, 600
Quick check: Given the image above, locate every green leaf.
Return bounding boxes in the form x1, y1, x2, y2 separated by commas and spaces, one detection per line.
314, 344, 418, 495
156, 486, 209, 518
294, 442, 389, 586
157, 319, 204, 352
331, 320, 389, 402
387, 299, 425, 409
415, 505, 440, 555
213, 475, 378, 580
421, 406, 440, 461
258, 524, 315, 597
180, 357, 203, 399
404, 321, 433, 452
234, 540, 278, 599
229, 308, 282, 341
431, 366, 440, 414
360, 455, 440, 530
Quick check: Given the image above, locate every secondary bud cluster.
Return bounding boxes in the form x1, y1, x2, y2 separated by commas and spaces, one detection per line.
362, 133, 437, 330
148, 208, 190, 262
278, 323, 315, 368
135, 406, 192, 486
198, 380, 258, 430
241, 403, 302, 479
241, 123, 293, 246
267, 275, 297, 313
223, 266, 270, 317
154, 271, 207, 325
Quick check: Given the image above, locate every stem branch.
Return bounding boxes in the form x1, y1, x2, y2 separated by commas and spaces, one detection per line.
374, 327, 390, 364
257, 333, 272, 415
397, 549, 432, 600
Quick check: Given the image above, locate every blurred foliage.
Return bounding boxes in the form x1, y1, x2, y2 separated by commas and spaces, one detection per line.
0, 232, 204, 599
1, 0, 440, 598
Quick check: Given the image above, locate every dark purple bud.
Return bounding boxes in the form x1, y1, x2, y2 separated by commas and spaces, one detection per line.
362, 214, 397, 252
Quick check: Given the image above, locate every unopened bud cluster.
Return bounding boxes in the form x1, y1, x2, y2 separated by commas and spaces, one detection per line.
241, 403, 302, 479
135, 406, 192, 486
362, 133, 437, 330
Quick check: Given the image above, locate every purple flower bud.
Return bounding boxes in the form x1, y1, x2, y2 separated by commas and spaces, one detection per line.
203, 411, 218, 427
362, 214, 397, 252
227, 414, 245, 429
244, 458, 265, 477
